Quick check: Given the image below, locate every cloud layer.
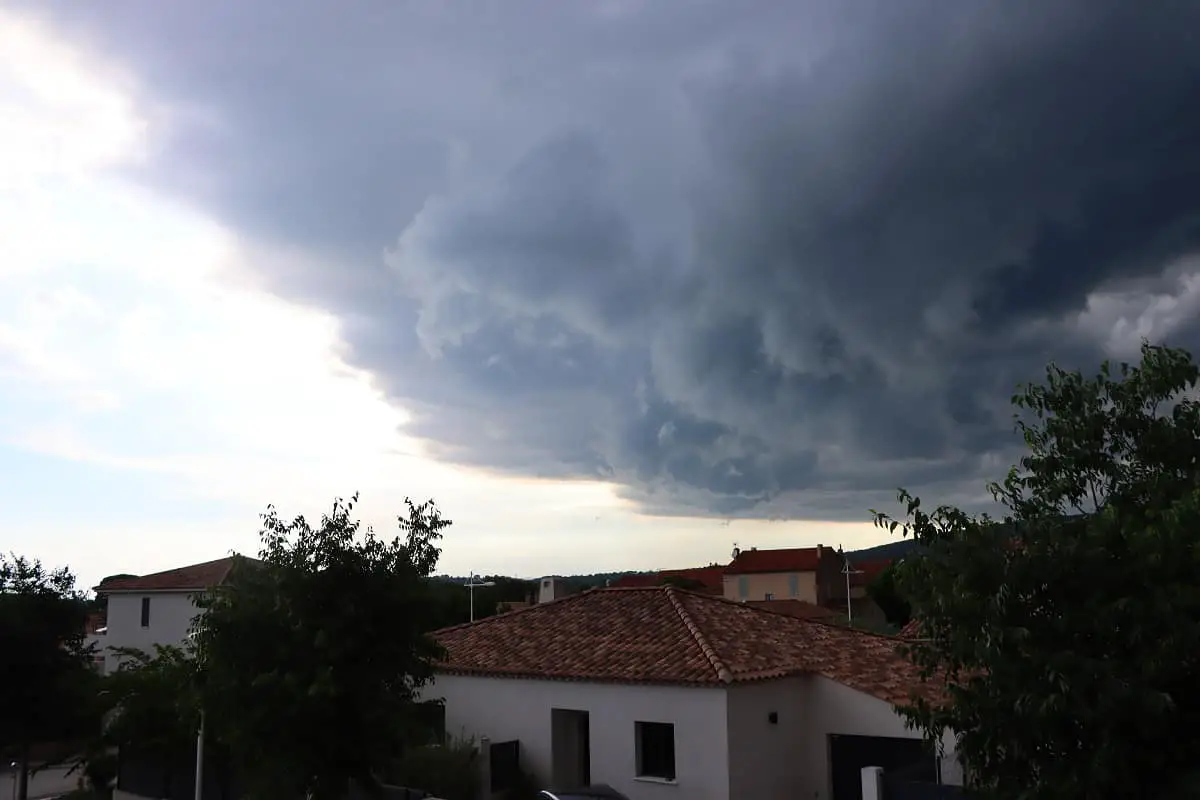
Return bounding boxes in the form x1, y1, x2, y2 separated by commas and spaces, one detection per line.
20, 0, 1200, 519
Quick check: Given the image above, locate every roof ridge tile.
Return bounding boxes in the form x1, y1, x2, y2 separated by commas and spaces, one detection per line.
664, 586, 733, 684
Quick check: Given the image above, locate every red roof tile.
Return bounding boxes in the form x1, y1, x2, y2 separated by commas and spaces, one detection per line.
724, 546, 831, 575
746, 599, 842, 621
434, 586, 941, 705
897, 618, 924, 639
95, 556, 243, 592
610, 566, 725, 593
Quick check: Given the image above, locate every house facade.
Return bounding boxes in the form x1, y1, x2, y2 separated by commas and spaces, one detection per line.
93, 556, 243, 674
430, 586, 961, 800
722, 545, 844, 605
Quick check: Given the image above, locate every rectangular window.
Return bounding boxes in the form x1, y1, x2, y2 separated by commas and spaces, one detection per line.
635, 721, 676, 781
764, 592, 774, 600
140, 597, 151, 628
788, 574, 800, 597
737, 576, 749, 599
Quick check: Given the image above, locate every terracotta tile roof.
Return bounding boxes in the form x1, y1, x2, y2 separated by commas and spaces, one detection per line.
610, 565, 724, 593
95, 556, 244, 592
897, 618, 925, 639
746, 599, 841, 621
724, 546, 831, 575
434, 586, 941, 705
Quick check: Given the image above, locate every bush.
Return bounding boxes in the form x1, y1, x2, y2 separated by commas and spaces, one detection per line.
82, 750, 117, 797
388, 736, 481, 800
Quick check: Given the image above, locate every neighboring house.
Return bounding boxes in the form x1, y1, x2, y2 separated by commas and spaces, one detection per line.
722, 545, 843, 605
535, 576, 577, 604
610, 565, 725, 594
83, 611, 108, 671
93, 556, 246, 674
430, 586, 961, 800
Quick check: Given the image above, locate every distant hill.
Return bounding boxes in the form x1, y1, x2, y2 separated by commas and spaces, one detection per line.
846, 540, 925, 561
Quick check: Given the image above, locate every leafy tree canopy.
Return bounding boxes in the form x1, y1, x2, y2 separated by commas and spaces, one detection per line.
875, 343, 1200, 799
866, 561, 912, 627
193, 494, 451, 800
0, 555, 100, 800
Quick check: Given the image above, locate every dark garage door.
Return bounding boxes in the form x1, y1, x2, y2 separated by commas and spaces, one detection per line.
829, 734, 937, 800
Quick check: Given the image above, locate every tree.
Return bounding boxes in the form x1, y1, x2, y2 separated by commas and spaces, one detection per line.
866, 561, 912, 627
0, 555, 100, 800
874, 343, 1200, 798
192, 494, 451, 799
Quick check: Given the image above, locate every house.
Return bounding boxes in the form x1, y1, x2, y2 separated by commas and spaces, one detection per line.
92, 556, 247, 674
429, 586, 961, 800
722, 545, 844, 605
610, 565, 725, 594
83, 611, 108, 671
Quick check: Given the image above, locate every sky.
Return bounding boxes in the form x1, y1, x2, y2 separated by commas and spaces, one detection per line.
2, 2, 1198, 591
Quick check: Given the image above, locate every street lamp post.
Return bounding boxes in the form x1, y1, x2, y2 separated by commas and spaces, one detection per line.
463, 572, 496, 623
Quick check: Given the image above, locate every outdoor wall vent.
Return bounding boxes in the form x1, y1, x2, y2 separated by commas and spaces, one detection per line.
768, 712, 779, 725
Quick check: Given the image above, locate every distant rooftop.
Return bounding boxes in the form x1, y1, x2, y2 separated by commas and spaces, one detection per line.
95, 555, 252, 593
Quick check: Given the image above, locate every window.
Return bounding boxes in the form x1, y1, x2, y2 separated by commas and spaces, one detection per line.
140, 597, 151, 628
764, 592, 775, 600
788, 573, 800, 597
737, 576, 749, 599
636, 721, 676, 781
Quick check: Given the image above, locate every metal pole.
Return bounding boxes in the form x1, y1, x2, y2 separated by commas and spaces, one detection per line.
194, 709, 205, 800
469, 573, 475, 623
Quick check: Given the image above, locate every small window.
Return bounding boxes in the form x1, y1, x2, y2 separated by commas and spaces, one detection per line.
764, 592, 775, 600
543, 580, 551, 587
636, 721, 676, 781
140, 597, 151, 628
788, 574, 800, 597
737, 576, 749, 599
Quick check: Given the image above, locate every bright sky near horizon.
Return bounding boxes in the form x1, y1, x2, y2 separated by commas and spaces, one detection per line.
0, 10, 885, 591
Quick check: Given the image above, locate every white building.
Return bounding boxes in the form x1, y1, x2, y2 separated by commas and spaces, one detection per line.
431, 586, 960, 800
92, 556, 245, 673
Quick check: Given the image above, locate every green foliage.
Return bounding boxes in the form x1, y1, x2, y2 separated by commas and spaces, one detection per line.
0, 555, 101, 800
81, 749, 117, 798
387, 736, 481, 800
193, 494, 451, 800
424, 575, 536, 629
873, 342, 1200, 799
866, 561, 912, 626
99, 644, 201, 757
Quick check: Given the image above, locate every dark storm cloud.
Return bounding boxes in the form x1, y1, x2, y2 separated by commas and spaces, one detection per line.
21, 0, 1200, 518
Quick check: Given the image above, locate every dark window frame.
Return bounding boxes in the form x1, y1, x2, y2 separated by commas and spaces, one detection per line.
635, 721, 676, 781
140, 596, 151, 628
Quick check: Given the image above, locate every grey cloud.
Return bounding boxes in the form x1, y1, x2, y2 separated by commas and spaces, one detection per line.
23, 0, 1200, 518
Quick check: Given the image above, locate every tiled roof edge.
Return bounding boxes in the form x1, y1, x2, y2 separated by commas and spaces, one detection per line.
665, 587, 734, 684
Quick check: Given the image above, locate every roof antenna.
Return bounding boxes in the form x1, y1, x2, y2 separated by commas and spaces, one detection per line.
731, 542, 741, 559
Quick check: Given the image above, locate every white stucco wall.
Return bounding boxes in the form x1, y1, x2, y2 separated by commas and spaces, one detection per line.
102, 591, 200, 672
725, 677, 809, 799
427, 675, 731, 800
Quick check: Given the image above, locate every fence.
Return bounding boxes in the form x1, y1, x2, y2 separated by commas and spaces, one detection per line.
861, 766, 965, 800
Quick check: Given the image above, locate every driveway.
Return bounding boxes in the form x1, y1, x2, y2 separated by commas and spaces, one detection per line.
1, 763, 83, 799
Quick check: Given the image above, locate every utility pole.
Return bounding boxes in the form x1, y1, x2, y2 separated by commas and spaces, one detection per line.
464, 572, 496, 623
838, 545, 862, 625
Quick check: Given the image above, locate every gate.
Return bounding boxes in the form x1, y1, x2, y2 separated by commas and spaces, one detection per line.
489, 739, 521, 793
830, 734, 938, 800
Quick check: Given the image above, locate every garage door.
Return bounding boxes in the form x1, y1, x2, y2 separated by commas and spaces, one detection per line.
828, 734, 937, 800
